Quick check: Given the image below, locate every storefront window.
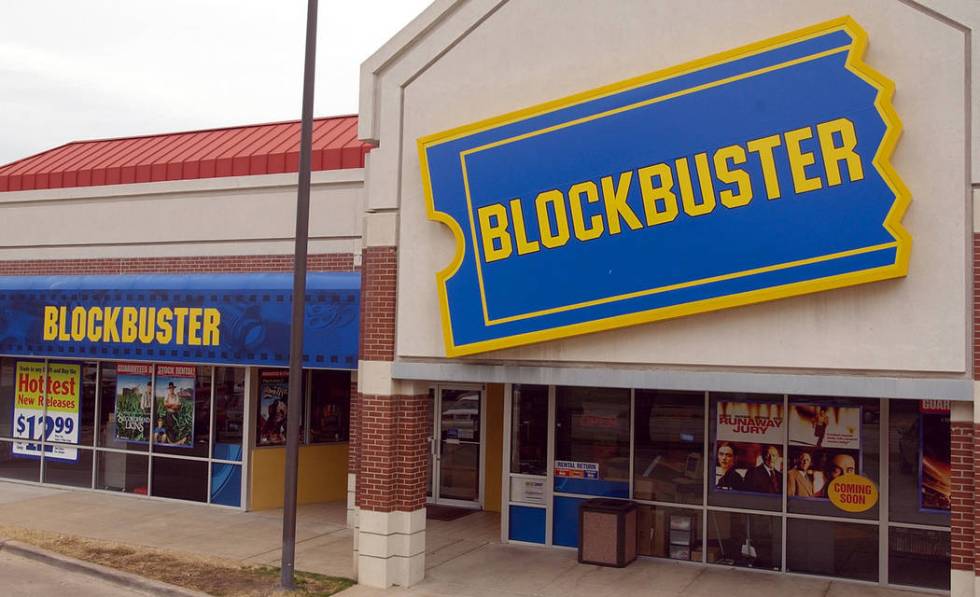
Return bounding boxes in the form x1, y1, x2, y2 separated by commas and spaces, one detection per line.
706, 511, 781, 570
708, 393, 783, 512
787, 396, 880, 520
786, 518, 878, 582
888, 527, 950, 590
511, 384, 547, 475
43, 448, 94, 488
97, 362, 148, 452
256, 368, 349, 447
0, 438, 40, 482
636, 504, 702, 561
211, 463, 242, 507
0, 358, 248, 507
212, 367, 244, 461
633, 390, 703, 505
151, 456, 207, 503
889, 400, 951, 526
308, 370, 350, 443
0, 360, 14, 438
554, 386, 630, 497
96, 451, 148, 494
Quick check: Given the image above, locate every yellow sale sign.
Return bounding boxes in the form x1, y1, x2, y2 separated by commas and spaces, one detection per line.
13, 361, 81, 462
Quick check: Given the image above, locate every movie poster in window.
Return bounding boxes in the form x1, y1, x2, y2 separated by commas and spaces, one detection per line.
114, 363, 152, 442
714, 401, 783, 495
257, 370, 289, 446
919, 400, 951, 512
787, 403, 861, 499
153, 365, 195, 447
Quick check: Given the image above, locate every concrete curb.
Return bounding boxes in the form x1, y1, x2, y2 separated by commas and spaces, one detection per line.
0, 538, 211, 597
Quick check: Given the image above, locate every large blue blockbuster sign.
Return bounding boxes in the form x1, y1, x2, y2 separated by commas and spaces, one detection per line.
419, 17, 910, 357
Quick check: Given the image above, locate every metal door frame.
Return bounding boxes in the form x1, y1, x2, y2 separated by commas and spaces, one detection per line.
428, 383, 485, 509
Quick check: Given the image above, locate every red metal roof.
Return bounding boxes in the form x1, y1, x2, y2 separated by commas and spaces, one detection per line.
0, 115, 369, 192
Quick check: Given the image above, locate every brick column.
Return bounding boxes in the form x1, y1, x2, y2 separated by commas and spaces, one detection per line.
949, 412, 973, 581
955, 233, 980, 597
347, 377, 359, 528
353, 238, 428, 588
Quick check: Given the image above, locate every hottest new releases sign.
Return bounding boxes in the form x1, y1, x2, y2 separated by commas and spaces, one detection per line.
418, 17, 910, 356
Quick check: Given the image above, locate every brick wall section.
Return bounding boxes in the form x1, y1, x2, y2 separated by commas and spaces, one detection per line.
394, 394, 430, 511
0, 253, 355, 275
356, 394, 429, 512
348, 381, 360, 478
950, 422, 973, 570
359, 247, 396, 361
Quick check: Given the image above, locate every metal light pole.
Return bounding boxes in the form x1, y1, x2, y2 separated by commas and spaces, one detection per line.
281, 0, 318, 589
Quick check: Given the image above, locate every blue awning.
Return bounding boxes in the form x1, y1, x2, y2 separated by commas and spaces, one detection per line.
0, 273, 360, 369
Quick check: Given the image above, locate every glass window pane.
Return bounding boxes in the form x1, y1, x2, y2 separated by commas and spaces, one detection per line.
0, 359, 14, 438
706, 511, 781, 570
636, 504, 702, 561
43, 448, 94, 488
511, 385, 548, 475
256, 368, 304, 446
2, 361, 51, 451
0, 439, 40, 482
309, 370, 350, 443
97, 362, 148, 452
889, 526, 950, 590
787, 396, 879, 520
439, 389, 481, 501
633, 390, 704, 505
890, 399, 951, 526
152, 365, 210, 458
95, 450, 148, 493
708, 393, 783, 512
151, 456, 207, 502
76, 362, 98, 446
554, 386, 630, 497
213, 367, 245, 461
211, 463, 242, 507
786, 518, 878, 582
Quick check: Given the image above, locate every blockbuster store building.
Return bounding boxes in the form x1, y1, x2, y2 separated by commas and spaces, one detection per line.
0, 0, 979, 594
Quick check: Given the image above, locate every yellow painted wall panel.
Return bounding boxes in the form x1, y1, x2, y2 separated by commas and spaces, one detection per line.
249, 443, 349, 511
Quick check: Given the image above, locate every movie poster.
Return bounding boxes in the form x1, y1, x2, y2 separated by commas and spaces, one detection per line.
257, 369, 289, 445
714, 401, 784, 494
787, 403, 861, 499
114, 363, 152, 442
153, 365, 195, 447
920, 400, 951, 512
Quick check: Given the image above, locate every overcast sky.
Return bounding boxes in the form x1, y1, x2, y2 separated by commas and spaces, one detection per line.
0, 0, 432, 166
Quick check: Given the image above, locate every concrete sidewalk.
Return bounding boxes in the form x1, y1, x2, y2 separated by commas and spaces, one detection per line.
0, 481, 356, 579
0, 481, 934, 597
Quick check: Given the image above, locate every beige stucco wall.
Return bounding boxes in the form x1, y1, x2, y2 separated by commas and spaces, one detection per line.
0, 169, 365, 260
370, 0, 976, 375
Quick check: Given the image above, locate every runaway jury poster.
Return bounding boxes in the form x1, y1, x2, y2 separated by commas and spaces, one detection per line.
714, 401, 784, 495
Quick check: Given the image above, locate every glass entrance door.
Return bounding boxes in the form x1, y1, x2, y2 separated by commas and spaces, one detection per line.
428, 386, 482, 508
